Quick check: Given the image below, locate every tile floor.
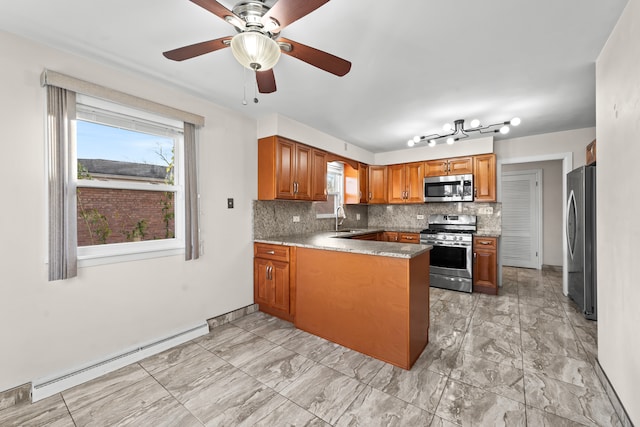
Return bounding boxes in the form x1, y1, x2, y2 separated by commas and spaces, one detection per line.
0, 267, 620, 426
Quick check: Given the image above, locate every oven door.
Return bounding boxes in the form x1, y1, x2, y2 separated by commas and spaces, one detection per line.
425, 241, 472, 279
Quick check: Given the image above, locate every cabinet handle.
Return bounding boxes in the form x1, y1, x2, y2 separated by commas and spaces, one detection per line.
447, 163, 451, 173
474, 252, 477, 259
474, 188, 477, 197
479, 241, 491, 245
294, 182, 298, 194
368, 192, 372, 200
269, 265, 274, 280
266, 250, 275, 254
405, 236, 414, 240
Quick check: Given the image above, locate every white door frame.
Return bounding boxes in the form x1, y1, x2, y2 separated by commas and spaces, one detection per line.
502, 169, 543, 269
497, 152, 573, 296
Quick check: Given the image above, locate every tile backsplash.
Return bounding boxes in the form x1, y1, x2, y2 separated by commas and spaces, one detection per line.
367, 202, 501, 236
254, 200, 501, 238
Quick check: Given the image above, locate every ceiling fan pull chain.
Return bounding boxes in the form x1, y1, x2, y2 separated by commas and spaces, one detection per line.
242, 67, 248, 105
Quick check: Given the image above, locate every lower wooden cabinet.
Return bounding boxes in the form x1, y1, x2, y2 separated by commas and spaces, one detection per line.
254, 243, 294, 321
350, 232, 383, 241
473, 236, 498, 295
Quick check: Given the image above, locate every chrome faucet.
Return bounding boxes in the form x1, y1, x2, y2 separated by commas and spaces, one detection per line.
336, 205, 346, 231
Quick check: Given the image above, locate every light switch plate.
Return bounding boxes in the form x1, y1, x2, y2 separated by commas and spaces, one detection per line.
227, 198, 234, 209
356, 214, 361, 220
293, 216, 300, 223
417, 214, 425, 220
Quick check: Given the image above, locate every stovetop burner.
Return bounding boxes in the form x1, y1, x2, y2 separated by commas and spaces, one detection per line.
422, 213, 478, 235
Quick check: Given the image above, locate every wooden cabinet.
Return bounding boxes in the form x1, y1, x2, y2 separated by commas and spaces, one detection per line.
425, 156, 473, 177
311, 149, 327, 201
258, 136, 326, 201
473, 236, 498, 295
586, 139, 596, 165
388, 162, 424, 204
358, 163, 369, 204
254, 243, 294, 321
368, 165, 388, 204
473, 154, 496, 202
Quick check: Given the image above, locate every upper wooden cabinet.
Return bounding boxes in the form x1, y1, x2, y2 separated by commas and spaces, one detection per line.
586, 139, 596, 165
258, 136, 326, 201
473, 154, 496, 202
425, 156, 473, 177
311, 149, 328, 201
388, 162, 425, 204
358, 163, 369, 204
368, 165, 388, 204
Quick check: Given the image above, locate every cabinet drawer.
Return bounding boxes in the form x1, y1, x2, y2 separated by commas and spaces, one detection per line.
398, 233, 419, 244
473, 237, 497, 250
254, 243, 290, 262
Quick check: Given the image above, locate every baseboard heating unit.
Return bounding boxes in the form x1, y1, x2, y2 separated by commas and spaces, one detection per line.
31, 321, 209, 402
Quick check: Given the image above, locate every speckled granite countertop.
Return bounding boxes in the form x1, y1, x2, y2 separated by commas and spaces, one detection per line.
255, 229, 432, 259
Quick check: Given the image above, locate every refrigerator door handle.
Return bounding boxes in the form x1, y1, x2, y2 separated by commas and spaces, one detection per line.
566, 189, 577, 260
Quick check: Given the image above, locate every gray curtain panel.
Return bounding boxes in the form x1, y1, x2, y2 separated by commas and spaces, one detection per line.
184, 122, 200, 261
47, 85, 78, 281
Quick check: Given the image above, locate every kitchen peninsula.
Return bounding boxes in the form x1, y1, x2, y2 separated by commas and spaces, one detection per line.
254, 231, 431, 370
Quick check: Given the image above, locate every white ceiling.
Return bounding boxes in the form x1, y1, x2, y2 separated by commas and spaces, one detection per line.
0, 0, 628, 152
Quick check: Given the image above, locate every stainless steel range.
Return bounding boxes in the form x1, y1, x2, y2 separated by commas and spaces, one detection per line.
420, 214, 477, 293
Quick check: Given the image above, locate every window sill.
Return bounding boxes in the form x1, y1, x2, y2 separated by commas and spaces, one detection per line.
77, 241, 185, 267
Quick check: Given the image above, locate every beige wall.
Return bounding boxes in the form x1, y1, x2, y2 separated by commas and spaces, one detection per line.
502, 161, 563, 266
596, 0, 640, 423
0, 30, 257, 392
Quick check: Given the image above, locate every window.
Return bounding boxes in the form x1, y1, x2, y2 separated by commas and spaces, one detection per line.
74, 95, 185, 265
315, 161, 344, 218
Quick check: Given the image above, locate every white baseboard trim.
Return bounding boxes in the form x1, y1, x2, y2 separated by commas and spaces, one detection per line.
31, 321, 209, 402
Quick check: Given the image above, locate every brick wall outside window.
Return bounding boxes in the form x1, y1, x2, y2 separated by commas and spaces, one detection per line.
76, 188, 175, 246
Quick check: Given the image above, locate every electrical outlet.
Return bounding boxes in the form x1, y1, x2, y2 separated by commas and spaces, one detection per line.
356, 213, 361, 220
292, 216, 300, 223
417, 214, 425, 220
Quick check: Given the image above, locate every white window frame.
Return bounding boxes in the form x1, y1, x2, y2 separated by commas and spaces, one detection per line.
316, 161, 344, 219
75, 95, 185, 267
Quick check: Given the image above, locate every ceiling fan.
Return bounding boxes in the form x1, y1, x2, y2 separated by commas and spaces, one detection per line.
163, 0, 352, 94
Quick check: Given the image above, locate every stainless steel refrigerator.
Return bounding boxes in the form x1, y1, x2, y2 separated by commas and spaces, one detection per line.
566, 165, 597, 320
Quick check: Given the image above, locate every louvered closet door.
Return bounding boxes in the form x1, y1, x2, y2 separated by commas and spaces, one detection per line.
502, 170, 541, 269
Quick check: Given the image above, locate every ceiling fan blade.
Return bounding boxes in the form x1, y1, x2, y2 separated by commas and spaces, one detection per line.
262, 0, 330, 31
256, 69, 277, 93
190, 0, 237, 22
163, 37, 231, 61
279, 37, 351, 76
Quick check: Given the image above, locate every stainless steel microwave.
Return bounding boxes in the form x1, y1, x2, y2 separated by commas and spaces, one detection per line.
424, 174, 474, 202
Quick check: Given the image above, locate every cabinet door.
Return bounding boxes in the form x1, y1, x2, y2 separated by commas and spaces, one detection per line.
358, 163, 369, 204
448, 156, 474, 175
368, 166, 388, 204
425, 160, 448, 177
311, 149, 327, 201
473, 154, 496, 202
270, 260, 290, 312
254, 258, 271, 305
387, 164, 406, 204
254, 258, 290, 313
294, 144, 312, 200
405, 162, 425, 203
473, 249, 497, 291
275, 138, 296, 199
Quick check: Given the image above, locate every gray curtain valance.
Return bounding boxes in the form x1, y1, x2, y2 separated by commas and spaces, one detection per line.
41, 69, 205, 127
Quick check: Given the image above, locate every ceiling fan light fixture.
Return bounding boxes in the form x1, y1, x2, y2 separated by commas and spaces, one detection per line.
230, 31, 281, 71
